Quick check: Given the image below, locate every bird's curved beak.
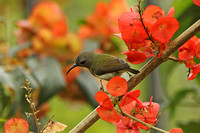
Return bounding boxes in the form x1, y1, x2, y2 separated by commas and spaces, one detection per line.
66, 63, 77, 75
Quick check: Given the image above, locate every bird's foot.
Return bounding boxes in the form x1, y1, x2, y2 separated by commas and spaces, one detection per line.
100, 80, 104, 91
127, 72, 132, 78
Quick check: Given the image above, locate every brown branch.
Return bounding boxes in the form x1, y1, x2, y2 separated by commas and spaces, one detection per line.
69, 19, 200, 133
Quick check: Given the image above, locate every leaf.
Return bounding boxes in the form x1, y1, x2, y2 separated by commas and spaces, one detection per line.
75, 70, 99, 108
178, 121, 200, 133
27, 57, 66, 105
0, 84, 10, 117
0, 66, 37, 116
168, 89, 196, 118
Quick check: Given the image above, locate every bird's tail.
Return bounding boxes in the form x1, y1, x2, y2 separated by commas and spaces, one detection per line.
127, 68, 140, 74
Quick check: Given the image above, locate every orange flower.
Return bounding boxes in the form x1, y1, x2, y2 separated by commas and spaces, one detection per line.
4, 118, 29, 133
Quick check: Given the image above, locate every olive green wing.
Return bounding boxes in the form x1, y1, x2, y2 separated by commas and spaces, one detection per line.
93, 57, 130, 75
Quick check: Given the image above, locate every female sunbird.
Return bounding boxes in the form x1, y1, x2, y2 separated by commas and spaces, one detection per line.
67, 52, 140, 81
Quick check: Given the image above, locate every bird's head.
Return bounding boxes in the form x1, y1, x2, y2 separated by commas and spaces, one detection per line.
66, 52, 94, 75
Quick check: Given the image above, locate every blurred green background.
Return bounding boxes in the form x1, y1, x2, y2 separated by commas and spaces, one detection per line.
0, 0, 200, 133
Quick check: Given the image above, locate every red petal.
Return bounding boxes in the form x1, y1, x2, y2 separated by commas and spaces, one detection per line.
4, 118, 29, 133
178, 39, 195, 60
120, 90, 141, 107
97, 107, 120, 123
127, 42, 146, 50
195, 39, 200, 58
142, 5, 165, 29
193, 0, 200, 6
29, 1, 66, 28
169, 128, 183, 133
167, 7, 175, 17
185, 57, 196, 68
122, 51, 146, 64
135, 102, 160, 130
95, 91, 113, 109
107, 76, 128, 97
151, 17, 179, 44
118, 11, 147, 44
188, 64, 200, 80
52, 19, 67, 37
138, 46, 155, 57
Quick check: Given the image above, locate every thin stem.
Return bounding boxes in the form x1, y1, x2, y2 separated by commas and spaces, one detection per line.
25, 80, 41, 133
168, 56, 185, 63
41, 115, 55, 133
137, 0, 155, 43
117, 103, 124, 115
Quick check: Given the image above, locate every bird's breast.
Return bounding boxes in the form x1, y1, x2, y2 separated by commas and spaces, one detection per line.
94, 71, 124, 81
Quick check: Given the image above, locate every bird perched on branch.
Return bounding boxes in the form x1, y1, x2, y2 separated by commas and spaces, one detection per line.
67, 52, 139, 81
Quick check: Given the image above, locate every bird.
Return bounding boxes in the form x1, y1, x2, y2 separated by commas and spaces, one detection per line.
66, 51, 140, 81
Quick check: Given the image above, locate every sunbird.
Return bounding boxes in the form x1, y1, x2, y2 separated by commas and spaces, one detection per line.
67, 52, 140, 81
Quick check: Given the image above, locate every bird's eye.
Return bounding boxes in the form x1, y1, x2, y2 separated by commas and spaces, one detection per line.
80, 60, 86, 64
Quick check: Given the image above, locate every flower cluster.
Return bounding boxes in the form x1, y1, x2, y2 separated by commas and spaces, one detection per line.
16, 1, 82, 61
78, 0, 128, 52
95, 77, 160, 132
118, 5, 179, 64
177, 36, 200, 80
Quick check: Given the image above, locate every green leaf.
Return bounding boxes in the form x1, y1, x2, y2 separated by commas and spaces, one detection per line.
178, 121, 200, 133
27, 57, 66, 105
168, 88, 196, 118
75, 70, 99, 108
0, 84, 10, 117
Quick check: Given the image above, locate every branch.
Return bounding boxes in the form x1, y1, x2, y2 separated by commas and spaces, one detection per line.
69, 19, 200, 133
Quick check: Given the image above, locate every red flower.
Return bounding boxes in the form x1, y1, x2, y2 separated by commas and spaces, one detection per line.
185, 57, 196, 68
188, 64, 200, 80
116, 122, 140, 133
115, 101, 141, 133
118, 10, 147, 44
151, 17, 179, 44
193, 0, 200, 6
29, 1, 67, 32
95, 91, 120, 123
4, 118, 29, 133
169, 128, 183, 133
107, 76, 128, 97
142, 5, 165, 29
122, 51, 146, 64
178, 39, 196, 61
135, 101, 160, 130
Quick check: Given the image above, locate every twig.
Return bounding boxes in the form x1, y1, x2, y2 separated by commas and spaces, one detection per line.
168, 56, 185, 63
41, 115, 55, 133
137, 0, 155, 43
69, 19, 200, 133
24, 79, 41, 133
